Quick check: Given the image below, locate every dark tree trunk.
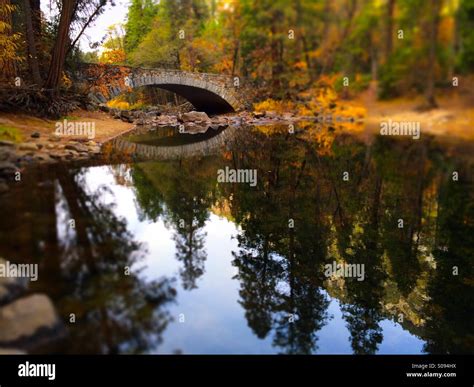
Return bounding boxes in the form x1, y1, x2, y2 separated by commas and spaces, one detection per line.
29, 0, 41, 36
231, 40, 239, 76
295, 0, 315, 82
270, 16, 284, 95
425, 0, 441, 108
43, 0, 76, 91
385, 0, 395, 63
23, 0, 42, 85
371, 36, 378, 81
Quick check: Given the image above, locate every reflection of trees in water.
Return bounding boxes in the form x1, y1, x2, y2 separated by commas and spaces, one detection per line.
131, 160, 215, 290
229, 128, 331, 354
226, 127, 473, 354
125, 124, 473, 354
0, 163, 178, 354
421, 161, 474, 354
52, 166, 176, 354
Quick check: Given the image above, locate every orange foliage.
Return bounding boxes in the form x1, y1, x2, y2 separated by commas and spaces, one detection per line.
99, 49, 126, 65
84, 64, 131, 97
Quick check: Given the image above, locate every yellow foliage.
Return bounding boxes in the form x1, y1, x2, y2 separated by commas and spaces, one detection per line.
107, 97, 130, 110
0, 3, 23, 76
253, 99, 295, 114
333, 103, 367, 119
253, 124, 288, 136
62, 73, 72, 88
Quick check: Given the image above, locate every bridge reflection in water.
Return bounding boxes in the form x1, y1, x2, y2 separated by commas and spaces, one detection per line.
107, 125, 240, 161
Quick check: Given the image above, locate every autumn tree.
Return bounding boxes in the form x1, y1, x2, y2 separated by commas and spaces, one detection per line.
0, 0, 22, 82
99, 24, 126, 64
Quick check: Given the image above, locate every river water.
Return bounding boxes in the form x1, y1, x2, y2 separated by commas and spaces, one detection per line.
0, 122, 472, 354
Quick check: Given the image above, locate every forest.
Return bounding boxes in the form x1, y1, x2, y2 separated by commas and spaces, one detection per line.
1, 0, 474, 117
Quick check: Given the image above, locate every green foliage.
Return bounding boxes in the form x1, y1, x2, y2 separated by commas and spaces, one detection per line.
128, 0, 210, 70
378, 47, 419, 99
458, 0, 474, 72
335, 73, 371, 93
79, 50, 99, 63
124, 0, 159, 53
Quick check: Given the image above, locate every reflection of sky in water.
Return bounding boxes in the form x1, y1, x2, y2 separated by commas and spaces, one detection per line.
81, 165, 426, 354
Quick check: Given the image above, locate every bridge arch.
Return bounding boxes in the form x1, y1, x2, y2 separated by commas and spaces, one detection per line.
76, 64, 245, 114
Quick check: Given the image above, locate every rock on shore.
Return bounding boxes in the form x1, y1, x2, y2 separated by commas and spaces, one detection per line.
0, 294, 62, 348
0, 258, 63, 353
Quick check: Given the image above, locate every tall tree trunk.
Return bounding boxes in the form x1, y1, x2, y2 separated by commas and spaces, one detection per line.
43, 0, 76, 91
231, 39, 239, 76
449, 4, 461, 80
30, 0, 41, 37
371, 36, 378, 81
295, 0, 315, 82
425, 0, 441, 108
270, 16, 284, 95
23, 0, 42, 85
385, 0, 395, 63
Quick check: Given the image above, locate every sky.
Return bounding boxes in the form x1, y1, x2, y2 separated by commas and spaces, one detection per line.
41, 0, 130, 52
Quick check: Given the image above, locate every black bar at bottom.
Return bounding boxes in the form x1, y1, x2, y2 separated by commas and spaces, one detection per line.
0, 355, 471, 386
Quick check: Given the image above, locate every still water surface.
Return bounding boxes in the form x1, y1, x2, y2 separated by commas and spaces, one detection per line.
0, 123, 472, 354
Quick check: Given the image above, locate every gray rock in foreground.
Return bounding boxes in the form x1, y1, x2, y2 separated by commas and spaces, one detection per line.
0, 294, 62, 348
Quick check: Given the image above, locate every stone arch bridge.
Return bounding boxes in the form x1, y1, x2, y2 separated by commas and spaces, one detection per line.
73, 63, 247, 114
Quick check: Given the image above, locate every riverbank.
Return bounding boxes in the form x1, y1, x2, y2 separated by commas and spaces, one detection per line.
0, 110, 123, 195
359, 80, 474, 142
1, 86, 473, 196
0, 105, 361, 172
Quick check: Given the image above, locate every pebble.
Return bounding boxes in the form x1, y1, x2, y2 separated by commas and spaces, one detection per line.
18, 143, 38, 151
65, 143, 88, 153
48, 134, 61, 142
